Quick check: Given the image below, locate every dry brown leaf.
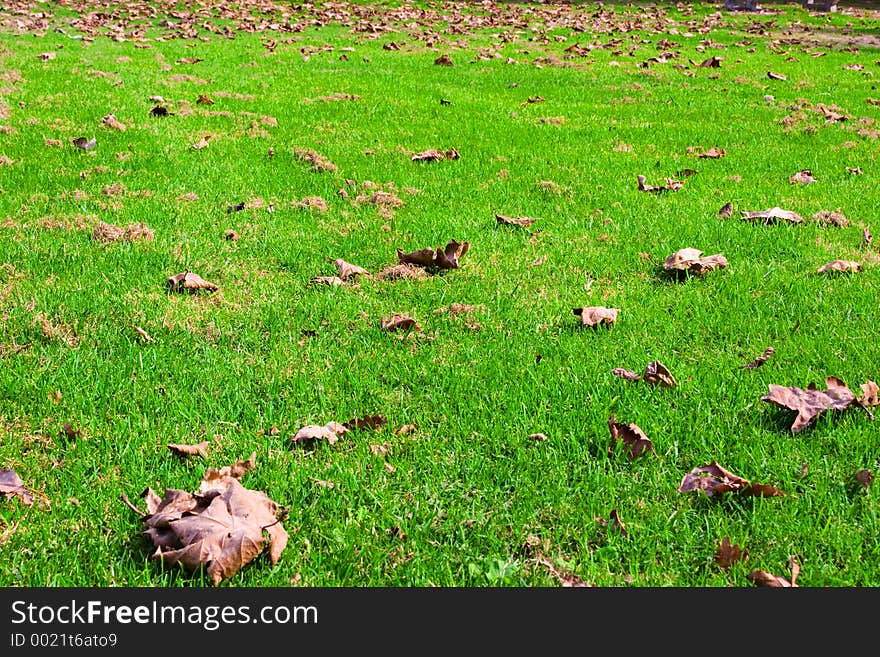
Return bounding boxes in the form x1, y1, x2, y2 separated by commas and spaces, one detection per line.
573, 306, 619, 328
859, 381, 879, 408
101, 113, 126, 131
643, 360, 676, 387
767, 71, 787, 81
167, 271, 219, 293
678, 461, 785, 498
520, 95, 545, 107
397, 240, 469, 271
293, 147, 337, 173
412, 148, 459, 162
612, 367, 642, 382
741, 346, 774, 369
747, 557, 799, 588
496, 214, 540, 227
380, 313, 421, 332
92, 221, 155, 243
740, 207, 804, 224
762, 376, 858, 432
813, 210, 848, 227
291, 422, 349, 446
434, 54, 454, 66
196, 94, 214, 105
718, 202, 733, 218
714, 536, 747, 570
345, 414, 387, 431
528, 433, 548, 442
375, 263, 429, 281
696, 146, 726, 158
167, 441, 210, 459
224, 229, 239, 241
309, 275, 344, 286
855, 469, 874, 489
0, 469, 34, 506
790, 169, 816, 185
607, 415, 653, 459
332, 258, 370, 280
137, 456, 287, 585
817, 260, 861, 274
663, 248, 728, 276
637, 174, 684, 192
192, 136, 211, 150
72, 136, 96, 150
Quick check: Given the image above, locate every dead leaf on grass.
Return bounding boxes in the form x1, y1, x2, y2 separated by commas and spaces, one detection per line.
412, 148, 459, 162
741, 346, 774, 369
397, 240, 469, 271
380, 313, 421, 332
291, 422, 349, 446
678, 461, 785, 498
643, 360, 677, 387
192, 136, 211, 150
72, 136, 96, 150
101, 113, 126, 131
0, 469, 34, 506
813, 210, 848, 227
767, 71, 787, 81
740, 207, 804, 224
573, 306, 619, 328
817, 259, 861, 274
637, 174, 684, 192
92, 221, 155, 243
718, 202, 733, 218
167, 441, 210, 459
790, 169, 816, 185
434, 54, 454, 66
611, 367, 642, 382
607, 415, 653, 459
332, 258, 370, 280
133, 454, 288, 585
715, 536, 747, 570
37, 52, 56, 62
761, 376, 864, 432
496, 213, 540, 227
663, 248, 728, 276
695, 146, 726, 158
747, 556, 799, 587
197, 94, 214, 105
167, 271, 219, 293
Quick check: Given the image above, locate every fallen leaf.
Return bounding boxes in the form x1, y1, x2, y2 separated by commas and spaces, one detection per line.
612, 367, 642, 382
817, 260, 861, 274
741, 346, 774, 369
380, 313, 421, 332
176, 57, 203, 65
332, 258, 370, 280
167, 441, 210, 458
496, 214, 540, 227
747, 556, 799, 587
192, 136, 211, 150
412, 148, 459, 162
643, 360, 676, 387
224, 229, 239, 241
92, 221, 154, 243
699, 56, 723, 68
790, 169, 816, 185
761, 376, 858, 432
663, 248, 728, 276
637, 174, 684, 192
847, 166, 863, 175
812, 210, 848, 227
61, 423, 81, 440
134, 326, 154, 343
291, 421, 349, 446
696, 146, 726, 158
345, 414, 387, 431
718, 202, 733, 218
678, 461, 784, 498
196, 94, 214, 105
767, 71, 787, 81
740, 207, 804, 224
101, 113, 126, 131
309, 276, 344, 286
37, 51, 56, 62
0, 470, 34, 506
136, 455, 287, 585
573, 306, 619, 328
608, 415, 653, 459
715, 536, 747, 570
397, 240, 469, 271
528, 433, 548, 442
226, 202, 245, 213
72, 136, 96, 150
150, 105, 171, 117
166, 271, 219, 293
434, 54, 454, 66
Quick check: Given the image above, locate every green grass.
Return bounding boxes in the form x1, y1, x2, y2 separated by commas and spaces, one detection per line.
1, 1, 879, 587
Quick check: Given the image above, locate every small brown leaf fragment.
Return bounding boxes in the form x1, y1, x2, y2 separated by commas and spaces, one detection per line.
608, 415, 653, 459
664, 248, 728, 276
741, 346, 774, 369
520, 95, 545, 108
309, 276, 344, 287
101, 113, 126, 131
528, 433, 548, 442
293, 147, 337, 173
192, 136, 211, 150
856, 469, 874, 489
817, 259, 861, 274
637, 174, 684, 192
395, 423, 419, 436
718, 203, 733, 218
167, 271, 219, 293
816, 103, 846, 122
813, 210, 848, 228
609, 509, 628, 538
291, 422, 349, 446
61, 422, 81, 441
224, 229, 239, 241
761, 376, 857, 432
397, 240, 469, 271
92, 221, 155, 243
858, 381, 879, 408
0, 470, 34, 506
697, 146, 726, 158
167, 441, 210, 459
643, 360, 676, 387
847, 166, 863, 175
434, 54, 454, 66
573, 306, 619, 328
496, 214, 540, 227
411, 148, 459, 162
678, 461, 784, 498
380, 313, 421, 332
612, 367, 642, 382
699, 56, 723, 68
714, 536, 746, 570
747, 557, 799, 588
790, 169, 816, 185
863, 226, 872, 246
740, 207, 804, 224
332, 258, 370, 280
150, 105, 170, 117
767, 71, 787, 81
134, 326, 154, 343
197, 94, 214, 105
37, 52, 56, 62
72, 136, 96, 150
345, 414, 387, 431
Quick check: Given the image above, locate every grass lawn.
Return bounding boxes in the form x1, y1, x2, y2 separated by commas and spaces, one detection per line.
1, 0, 879, 587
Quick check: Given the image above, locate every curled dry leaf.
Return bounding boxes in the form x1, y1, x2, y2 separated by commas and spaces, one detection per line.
637, 175, 684, 192
0, 469, 34, 506
397, 240, 470, 271
643, 360, 676, 387
741, 346, 774, 369
855, 469, 874, 489
767, 71, 787, 81
718, 202, 733, 218
291, 421, 349, 446
747, 557, 799, 588
664, 248, 728, 276
92, 221, 154, 243
762, 376, 874, 431
137, 454, 288, 586
224, 229, 239, 241
101, 113, 126, 131
607, 415, 653, 459
72, 136, 96, 150
817, 260, 861, 274
196, 94, 214, 105
434, 54, 454, 66
612, 367, 642, 382
678, 461, 785, 498
167, 441, 210, 459
790, 169, 816, 185
380, 313, 421, 332
411, 148, 459, 162
192, 136, 211, 150
332, 258, 370, 280
495, 213, 540, 227
167, 271, 219, 293
309, 276, 344, 287
573, 306, 619, 328
345, 414, 386, 431
714, 536, 747, 570
528, 433, 548, 442
740, 207, 804, 224
696, 146, 726, 158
